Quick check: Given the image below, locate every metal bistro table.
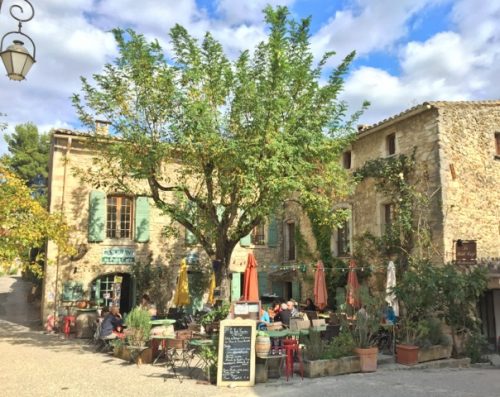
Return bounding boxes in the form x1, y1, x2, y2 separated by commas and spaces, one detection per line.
150, 319, 176, 363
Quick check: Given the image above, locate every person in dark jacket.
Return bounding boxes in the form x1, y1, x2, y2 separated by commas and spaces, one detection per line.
275, 303, 292, 327
100, 305, 124, 339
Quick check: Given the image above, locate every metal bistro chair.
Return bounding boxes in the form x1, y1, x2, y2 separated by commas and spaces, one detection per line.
164, 337, 191, 383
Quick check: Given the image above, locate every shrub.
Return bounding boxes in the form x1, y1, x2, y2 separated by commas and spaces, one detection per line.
125, 307, 152, 346
323, 328, 355, 359
464, 330, 488, 363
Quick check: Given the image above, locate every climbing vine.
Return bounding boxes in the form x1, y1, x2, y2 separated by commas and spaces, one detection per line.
353, 148, 435, 270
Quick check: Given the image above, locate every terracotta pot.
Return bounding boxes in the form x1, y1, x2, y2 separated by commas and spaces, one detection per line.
76, 301, 88, 309
354, 347, 378, 372
396, 344, 419, 366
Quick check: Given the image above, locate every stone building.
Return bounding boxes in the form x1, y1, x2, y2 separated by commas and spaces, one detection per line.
41, 127, 304, 321
328, 101, 500, 347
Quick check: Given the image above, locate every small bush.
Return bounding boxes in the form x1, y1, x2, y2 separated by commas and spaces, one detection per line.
323, 328, 355, 359
464, 330, 488, 363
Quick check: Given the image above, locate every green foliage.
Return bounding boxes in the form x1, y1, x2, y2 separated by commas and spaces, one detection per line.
2, 123, 49, 207
464, 330, 488, 363
417, 317, 450, 348
303, 329, 325, 360
0, 165, 73, 275
323, 328, 355, 359
350, 286, 385, 348
199, 302, 230, 326
125, 307, 152, 346
132, 256, 175, 316
72, 6, 367, 295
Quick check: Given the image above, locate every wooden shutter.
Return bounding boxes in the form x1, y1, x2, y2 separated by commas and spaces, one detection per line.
258, 272, 268, 297
231, 272, 241, 301
267, 214, 278, 247
135, 196, 150, 242
88, 190, 105, 242
292, 280, 301, 302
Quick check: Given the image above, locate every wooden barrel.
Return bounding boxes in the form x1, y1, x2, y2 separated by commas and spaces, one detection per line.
255, 335, 271, 355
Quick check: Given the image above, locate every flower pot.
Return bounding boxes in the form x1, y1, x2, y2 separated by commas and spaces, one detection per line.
354, 347, 378, 372
255, 335, 271, 355
396, 344, 419, 366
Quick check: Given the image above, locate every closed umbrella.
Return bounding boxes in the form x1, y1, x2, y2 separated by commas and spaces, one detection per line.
173, 258, 190, 307
243, 253, 259, 301
346, 259, 361, 309
314, 261, 328, 310
207, 271, 216, 305
385, 261, 399, 316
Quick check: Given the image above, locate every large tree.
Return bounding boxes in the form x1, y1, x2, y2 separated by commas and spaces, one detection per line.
73, 6, 367, 296
2, 123, 50, 207
0, 165, 72, 276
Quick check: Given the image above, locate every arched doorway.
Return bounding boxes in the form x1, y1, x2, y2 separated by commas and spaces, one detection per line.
90, 273, 134, 314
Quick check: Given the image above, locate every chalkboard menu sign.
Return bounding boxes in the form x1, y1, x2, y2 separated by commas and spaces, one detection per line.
217, 319, 256, 387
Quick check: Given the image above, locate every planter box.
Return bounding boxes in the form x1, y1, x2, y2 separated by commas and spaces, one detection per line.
304, 356, 360, 378
418, 345, 452, 363
115, 346, 152, 365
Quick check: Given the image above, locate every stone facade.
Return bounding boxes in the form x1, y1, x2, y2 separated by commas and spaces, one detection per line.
41, 130, 285, 320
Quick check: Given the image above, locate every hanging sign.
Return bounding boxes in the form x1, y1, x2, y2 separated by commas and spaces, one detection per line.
101, 247, 135, 264
455, 240, 477, 265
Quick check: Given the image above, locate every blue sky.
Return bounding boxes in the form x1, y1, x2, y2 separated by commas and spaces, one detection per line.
1, 0, 499, 154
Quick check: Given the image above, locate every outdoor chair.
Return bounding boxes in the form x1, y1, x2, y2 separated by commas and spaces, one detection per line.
164, 337, 191, 383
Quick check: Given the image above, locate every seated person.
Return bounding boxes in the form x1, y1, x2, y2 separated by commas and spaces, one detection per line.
258, 307, 271, 330
287, 300, 299, 317
275, 303, 292, 327
100, 305, 124, 339
139, 293, 157, 318
268, 301, 281, 321
304, 298, 317, 312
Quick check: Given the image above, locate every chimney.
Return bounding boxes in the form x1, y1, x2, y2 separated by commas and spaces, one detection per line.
357, 124, 369, 133
95, 119, 110, 135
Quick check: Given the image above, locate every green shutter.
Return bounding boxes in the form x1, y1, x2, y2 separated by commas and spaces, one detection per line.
135, 196, 150, 242
292, 280, 301, 302
258, 272, 268, 297
88, 190, 105, 242
267, 214, 278, 247
95, 279, 102, 305
231, 272, 241, 302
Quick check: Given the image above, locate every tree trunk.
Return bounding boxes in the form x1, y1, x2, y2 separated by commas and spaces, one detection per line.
214, 241, 237, 301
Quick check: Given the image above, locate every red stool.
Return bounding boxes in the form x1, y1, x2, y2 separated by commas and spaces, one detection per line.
283, 338, 303, 381
63, 316, 75, 338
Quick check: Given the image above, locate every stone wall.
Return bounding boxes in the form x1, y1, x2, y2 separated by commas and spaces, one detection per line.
348, 107, 444, 263
436, 102, 500, 263
41, 132, 282, 320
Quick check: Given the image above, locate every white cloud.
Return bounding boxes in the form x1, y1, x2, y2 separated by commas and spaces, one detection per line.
310, 0, 441, 62
342, 0, 500, 125
216, 0, 295, 25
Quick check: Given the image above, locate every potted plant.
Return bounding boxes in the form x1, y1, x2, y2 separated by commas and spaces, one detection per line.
350, 286, 384, 372
123, 307, 152, 364
200, 302, 230, 335
395, 318, 428, 365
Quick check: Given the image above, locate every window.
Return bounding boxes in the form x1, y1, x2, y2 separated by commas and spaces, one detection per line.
337, 220, 351, 257
386, 133, 396, 155
343, 151, 352, 169
495, 132, 500, 157
107, 195, 133, 238
285, 221, 296, 261
382, 203, 394, 234
251, 222, 265, 245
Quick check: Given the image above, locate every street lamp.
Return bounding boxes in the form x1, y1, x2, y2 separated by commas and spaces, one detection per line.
0, 0, 36, 81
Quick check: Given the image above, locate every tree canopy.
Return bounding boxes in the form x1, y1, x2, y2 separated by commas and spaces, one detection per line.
0, 165, 72, 276
2, 123, 50, 207
73, 6, 367, 293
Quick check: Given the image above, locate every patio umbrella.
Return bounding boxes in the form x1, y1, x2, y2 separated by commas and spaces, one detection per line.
346, 259, 361, 309
173, 258, 190, 307
314, 261, 328, 310
207, 271, 216, 305
385, 261, 399, 316
243, 253, 259, 301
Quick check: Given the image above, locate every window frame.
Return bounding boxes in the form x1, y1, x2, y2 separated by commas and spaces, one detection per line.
336, 219, 351, 257
284, 221, 296, 261
386, 133, 396, 156
251, 222, 266, 246
106, 195, 134, 239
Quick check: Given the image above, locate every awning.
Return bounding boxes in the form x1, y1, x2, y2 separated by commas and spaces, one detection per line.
268, 268, 298, 282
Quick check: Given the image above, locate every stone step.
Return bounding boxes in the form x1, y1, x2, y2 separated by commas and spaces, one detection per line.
378, 357, 471, 371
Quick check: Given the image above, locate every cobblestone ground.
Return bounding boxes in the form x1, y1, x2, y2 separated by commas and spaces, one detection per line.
1, 276, 499, 397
